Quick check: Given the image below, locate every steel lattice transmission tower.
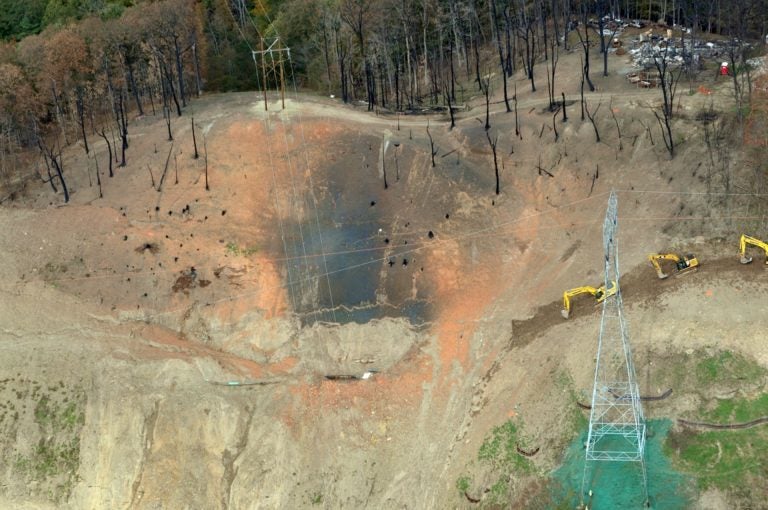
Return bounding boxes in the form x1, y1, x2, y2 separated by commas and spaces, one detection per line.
582, 191, 648, 505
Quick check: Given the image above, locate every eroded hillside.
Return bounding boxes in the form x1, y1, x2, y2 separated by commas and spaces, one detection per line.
1, 45, 767, 509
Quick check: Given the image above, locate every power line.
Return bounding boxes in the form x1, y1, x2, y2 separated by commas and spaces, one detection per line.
284, 55, 338, 323
23, 205, 768, 288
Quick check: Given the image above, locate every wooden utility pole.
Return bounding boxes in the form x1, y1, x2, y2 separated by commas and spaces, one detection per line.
259, 39, 268, 110
252, 38, 291, 112
279, 56, 286, 109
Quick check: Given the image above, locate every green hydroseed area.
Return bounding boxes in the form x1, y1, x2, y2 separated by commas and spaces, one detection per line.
552, 419, 694, 509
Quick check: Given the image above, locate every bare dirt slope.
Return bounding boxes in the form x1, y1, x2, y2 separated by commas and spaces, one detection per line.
1, 46, 766, 509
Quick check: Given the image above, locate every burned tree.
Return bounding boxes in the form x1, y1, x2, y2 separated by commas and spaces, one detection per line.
98, 129, 114, 178
609, 97, 622, 150
584, 98, 601, 143
562, 92, 568, 122
490, 0, 512, 113
37, 138, 69, 203
653, 47, 683, 157
486, 130, 501, 195
426, 121, 437, 168
514, 82, 521, 138
546, 37, 559, 111
517, 6, 537, 92
75, 86, 89, 155
574, 6, 596, 92
116, 90, 128, 167
191, 117, 199, 159
482, 76, 491, 131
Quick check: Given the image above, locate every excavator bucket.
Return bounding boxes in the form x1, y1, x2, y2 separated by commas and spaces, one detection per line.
738, 235, 768, 265
561, 281, 617, 319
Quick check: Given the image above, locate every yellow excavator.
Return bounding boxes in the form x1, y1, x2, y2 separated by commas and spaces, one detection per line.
739, 234, 768, 265
648, 253, 699, 279
561, 281, 617, 319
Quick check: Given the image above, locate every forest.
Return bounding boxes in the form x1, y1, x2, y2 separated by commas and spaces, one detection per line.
0, 0, 766, 202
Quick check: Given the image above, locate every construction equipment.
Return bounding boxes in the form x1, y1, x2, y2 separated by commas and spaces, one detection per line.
739, 234, 768, 265
561, 281, 617, 319
647, 253, 699, 279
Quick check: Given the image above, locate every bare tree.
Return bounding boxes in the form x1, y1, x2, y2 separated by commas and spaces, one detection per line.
490, 0, 512, 112
609, 96, 622, 150
574, 7, 596, 92
561, 92, 568, 122
482, 76, 491, 131
426, 121, 438, 168
486, 130, 501, 194
98, 129, 114, 178
191, 117, 199, 159
37, 138, 69, 203
652, 47, 683, 157
584, 98, 601, 143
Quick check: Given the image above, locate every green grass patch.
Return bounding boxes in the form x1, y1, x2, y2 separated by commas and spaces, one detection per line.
455, 418, 534, 505
7, 384, 86, 504
477, 419, 534, 505
34, 396, 84, 433
455, 475, 471, 494
695, 350, 766, 386
478, 420, 534, 474
225, 242, 258, 257
705, 393, 768, 424
666, 393, 768, 493
665, 426, 768, 491
15, 437, 81, 502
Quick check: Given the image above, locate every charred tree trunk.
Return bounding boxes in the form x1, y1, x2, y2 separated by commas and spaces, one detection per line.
575, 11, 596, 92
94, 153, 102, 198
98, 130, 114, 178
117, 91, 128, 167
164, 106, 173, 141
473, 35, 482, 91
491, 0, 512, 113
191, 117, 199, 159
483, 77, 491, 131
609, 97, 622, 150
562, 92, 568, 122
75, 87, 89, 155
50, 151, 69, 203
444, 83, 456, 130
125, 56, 144, 116
426, 122, 437, 168
173, 36, 187, 108
514, 82, 520, 138
585, 99, 601, 143
486, 130, 501, 195
38, 139, 69, 203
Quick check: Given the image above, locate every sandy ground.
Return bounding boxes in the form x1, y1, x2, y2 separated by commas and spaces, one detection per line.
0, 44, 766, 509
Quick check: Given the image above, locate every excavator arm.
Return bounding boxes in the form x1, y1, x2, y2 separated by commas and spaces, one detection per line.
739, 235, 768, 265
561, 281, 617, 319
648, 253, 699, 279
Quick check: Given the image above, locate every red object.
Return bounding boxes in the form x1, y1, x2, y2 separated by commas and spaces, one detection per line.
720, 64, 729, 76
